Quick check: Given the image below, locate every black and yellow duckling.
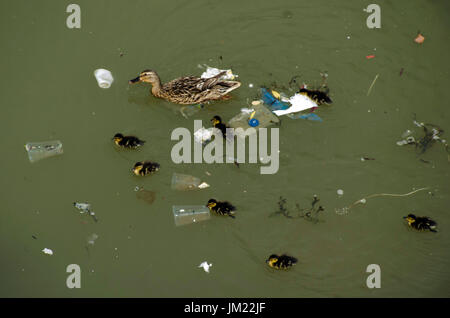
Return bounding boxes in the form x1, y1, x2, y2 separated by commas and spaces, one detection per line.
133, 161, 160, 176
113, 133, 145, 149
211, 115, 228, 138
403, 214, 438, 232
129, 70, 241, 105
266, 254, 298, 270
207, 199, 236, 219
299, 88, 332, 105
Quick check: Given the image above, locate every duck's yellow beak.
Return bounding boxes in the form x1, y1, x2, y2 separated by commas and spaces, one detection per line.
129, 76, 140, 84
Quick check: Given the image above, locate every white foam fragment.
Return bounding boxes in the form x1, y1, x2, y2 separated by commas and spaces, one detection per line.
42, 248, 53, 255
273, 93, 318, 116
194, 127, 214, 144
198, 261, 212, 273
201, 66, 237, 80
198, 182, 210, 189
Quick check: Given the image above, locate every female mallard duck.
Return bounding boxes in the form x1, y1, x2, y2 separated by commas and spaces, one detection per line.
266, 254, 298, 270
207, 199, 236, 218
404, 214, 438, 232
211, 115, 228, 138
113, 133, 145, 149
129, 70, 241, 105
299, 88, 332, 105
133, 161, 160, 176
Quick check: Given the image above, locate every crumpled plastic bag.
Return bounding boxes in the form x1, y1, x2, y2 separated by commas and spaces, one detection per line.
201, 66, 237, 80
273, 93, 318, 116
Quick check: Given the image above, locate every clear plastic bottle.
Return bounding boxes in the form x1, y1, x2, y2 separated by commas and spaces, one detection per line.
25, 140, 63, 163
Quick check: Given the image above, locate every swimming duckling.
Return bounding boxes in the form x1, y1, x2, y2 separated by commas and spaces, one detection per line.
207, 199, 236, 218
210, 116, 228, 138
403, 214, 438, 232
113, 133, 145, 149
266, 254, 298, 270
299, 88, 332, 105
133, 161, 160, 176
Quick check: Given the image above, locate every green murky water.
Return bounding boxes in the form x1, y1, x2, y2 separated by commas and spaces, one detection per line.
1, 0, 449, 297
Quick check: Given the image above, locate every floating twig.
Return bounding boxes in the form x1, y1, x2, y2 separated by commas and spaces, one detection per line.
367, 74, 379, 96
335, 187, 429, 215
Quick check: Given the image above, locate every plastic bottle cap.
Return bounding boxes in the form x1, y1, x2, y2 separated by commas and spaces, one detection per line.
248, 118, 259, 127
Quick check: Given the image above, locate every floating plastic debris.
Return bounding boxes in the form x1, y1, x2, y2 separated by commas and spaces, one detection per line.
25, 140, 63, 163
173, 205, 211, 226
87, 233, 99, 245
94, 69, 114, 88
228, 104, 280, 138
414, 32, 425, 44
273, 93, 318, 116
198, 182, 210, 189
73, 202, 98, 222
136, 189, 156, 204
286, 112, 323, 122
200, 66, 237, 80
42, 248, 53, 255
261, 88, 290, 111
198, 261, 212, 273
194, 127, 214, 144
171, 173, 209, 191
337, 189, 344, 196
251, 100, 261, 106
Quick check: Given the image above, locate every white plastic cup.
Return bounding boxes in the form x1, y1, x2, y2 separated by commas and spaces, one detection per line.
94, 69, 114, 88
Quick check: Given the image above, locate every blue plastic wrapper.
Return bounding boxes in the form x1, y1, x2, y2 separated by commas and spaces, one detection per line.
287, 112, 323, 122
261, 88, 290, 111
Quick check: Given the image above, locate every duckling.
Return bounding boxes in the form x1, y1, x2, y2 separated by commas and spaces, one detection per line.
299, 88, 332, 105
129, 70, 241, 105
133, 161, 160, 176
207, 199, 236, 218
266, 254, 298, 270
403, 214, 438, 232
211, 115, 228, 138
113, 133, 145, 149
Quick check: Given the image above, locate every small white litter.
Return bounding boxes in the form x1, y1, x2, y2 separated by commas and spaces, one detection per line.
337, 189, 344, 196
198, 182, 210, 189
200, 66, 237, 80
198, 261, 212, 273
74, 202, 91, 213
194, 127, 214, 144
42, 248, 53, 255
240, 108, 255, 114
273, 93, 318, 116
94, 69, 114, 88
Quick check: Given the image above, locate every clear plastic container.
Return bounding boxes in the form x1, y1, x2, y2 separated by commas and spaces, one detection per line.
171, 173, 202, 191
94, 69, 114, 88
25, 140, 63, 163
228, 104, 280, 138
173, 205, 211, 226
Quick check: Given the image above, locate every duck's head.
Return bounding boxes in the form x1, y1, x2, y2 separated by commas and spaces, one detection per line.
266, 254, 278, 266
207, 199, 217, 208
133, 162, 144, 175
129, 70, 160, 84
211, 116, 222, 126
113, 133, 124, 143
403, 213, 417, 225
